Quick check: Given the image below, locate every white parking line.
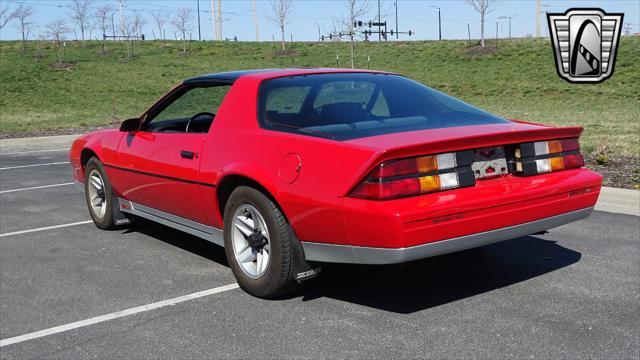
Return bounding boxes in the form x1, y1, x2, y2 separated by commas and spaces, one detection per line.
0, 283, 239, 347
0, 148, 68, 156
0, 183, 75, 194
0, 221, 93, 238
0, 162, 70, 170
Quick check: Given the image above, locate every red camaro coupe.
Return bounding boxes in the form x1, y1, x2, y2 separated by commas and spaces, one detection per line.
70, 68, 602, 298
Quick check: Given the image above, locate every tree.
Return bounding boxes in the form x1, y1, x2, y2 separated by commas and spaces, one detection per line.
46, 19, 72, 64
95, 4, 113, 52
131, 11, 146, 38
0, 4, 15, 33
267, 0, 294, 52
342, 0, 369, 68
150, 10, 166, 40
68, 0, 92, 46
122, 16, 137, 59
13, 4, 34, 50
171, 8, 193, 54
465, 0, 499, 47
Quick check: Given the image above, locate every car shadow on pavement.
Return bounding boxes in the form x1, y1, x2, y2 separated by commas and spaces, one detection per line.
298, 235, 581, 314
126, 220, 580, 314
125, 219, 229, 266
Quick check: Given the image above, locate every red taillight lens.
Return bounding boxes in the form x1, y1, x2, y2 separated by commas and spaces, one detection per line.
562, 154, 585, 169
350, 152, 475, 200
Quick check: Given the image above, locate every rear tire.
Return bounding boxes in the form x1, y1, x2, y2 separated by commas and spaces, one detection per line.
223, 186, 300, 299
84, 158, 119, 230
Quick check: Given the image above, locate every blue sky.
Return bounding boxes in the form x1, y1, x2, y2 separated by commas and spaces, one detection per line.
1, 0, 638, 41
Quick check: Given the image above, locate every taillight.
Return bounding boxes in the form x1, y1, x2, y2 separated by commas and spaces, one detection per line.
515, 138, 584, 176
350, 152, 475, 200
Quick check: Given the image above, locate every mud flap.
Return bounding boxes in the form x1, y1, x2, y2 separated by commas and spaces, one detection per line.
290, 232, 322, 283
113, 198, 133, 226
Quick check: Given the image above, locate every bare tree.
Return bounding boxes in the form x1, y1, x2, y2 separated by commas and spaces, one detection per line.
465, 0, 499, 47
46, 19, 72, 64
171, 8, 193, 54
342, 0, 369, 68
13, 4, 34, 50
95, 4, 113, 52
267, 0, 294, 52
68, 0, 92, 46
122, 16, 137, 59
150, 10, 166, 40
0, 4, 15, 32
131, 11, 146, 38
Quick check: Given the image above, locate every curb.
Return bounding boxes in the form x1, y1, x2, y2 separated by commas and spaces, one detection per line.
596, 187, 640, 217
0, 135, 79, 153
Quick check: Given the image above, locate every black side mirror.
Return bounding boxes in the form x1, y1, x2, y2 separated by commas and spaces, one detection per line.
120, 118, 141, 132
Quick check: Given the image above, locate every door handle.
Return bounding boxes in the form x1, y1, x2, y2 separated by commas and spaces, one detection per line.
180, 150, 196, 159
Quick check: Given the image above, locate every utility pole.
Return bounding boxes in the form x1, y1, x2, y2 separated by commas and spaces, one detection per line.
394, 1, 398, 39
432, 5, 441, 40
197, 0, 201, 41
211, 0, 218, 40
377, 0, 381, 41
217, 0, 222, 40
119, 0, 125, 37
253, 0, 259, 41
535, 0, 540, 37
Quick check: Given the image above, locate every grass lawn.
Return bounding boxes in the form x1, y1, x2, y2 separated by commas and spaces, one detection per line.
0, 37, 638, 157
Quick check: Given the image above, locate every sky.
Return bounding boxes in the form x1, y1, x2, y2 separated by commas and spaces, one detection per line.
0, 0, 638, 41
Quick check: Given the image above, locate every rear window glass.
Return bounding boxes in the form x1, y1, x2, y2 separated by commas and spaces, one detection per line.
257, 73, 509, 140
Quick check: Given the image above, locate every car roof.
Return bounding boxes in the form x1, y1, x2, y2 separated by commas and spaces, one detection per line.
183, 68, 394, 85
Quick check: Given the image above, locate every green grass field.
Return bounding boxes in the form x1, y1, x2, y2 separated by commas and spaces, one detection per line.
0, 37, 638, 156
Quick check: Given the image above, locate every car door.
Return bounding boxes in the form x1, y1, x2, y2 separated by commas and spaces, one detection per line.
113, 84, 225, 224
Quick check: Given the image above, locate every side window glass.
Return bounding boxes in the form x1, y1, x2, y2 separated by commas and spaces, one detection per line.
145, 85, 231, 133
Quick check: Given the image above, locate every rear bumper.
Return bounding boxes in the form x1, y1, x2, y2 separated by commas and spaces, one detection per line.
302, 206, 593, 264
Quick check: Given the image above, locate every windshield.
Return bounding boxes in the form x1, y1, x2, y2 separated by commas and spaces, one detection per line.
257, 73, 509, 140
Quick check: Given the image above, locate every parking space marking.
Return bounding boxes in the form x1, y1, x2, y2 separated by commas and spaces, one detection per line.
0, 148, 68, 156
0, 183, 75, 194
0, 283, 239, 347
0, 221, 93, 238
0, 162, 70, 171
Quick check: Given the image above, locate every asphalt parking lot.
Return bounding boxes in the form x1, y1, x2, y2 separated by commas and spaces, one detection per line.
0, 139, 638, 359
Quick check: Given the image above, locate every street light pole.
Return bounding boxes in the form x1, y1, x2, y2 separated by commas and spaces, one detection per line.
316, 22, 321, 42
197, 0, 201, 41
431, 6, 441, 40
498, 13, 518, 39
394, 0, 398, 39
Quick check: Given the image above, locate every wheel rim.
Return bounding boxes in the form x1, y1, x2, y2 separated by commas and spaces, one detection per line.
231, 204, 270, 279
87, 169, 107, 219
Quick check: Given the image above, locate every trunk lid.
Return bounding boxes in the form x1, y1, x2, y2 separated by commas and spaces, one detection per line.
345, 121, 582, 162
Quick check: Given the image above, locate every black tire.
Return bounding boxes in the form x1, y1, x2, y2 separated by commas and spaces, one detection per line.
84, 158, 119, 230
223, 186, 300, 299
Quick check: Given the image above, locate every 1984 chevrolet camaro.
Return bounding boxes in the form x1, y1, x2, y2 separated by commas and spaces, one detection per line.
70, 68, 602, 298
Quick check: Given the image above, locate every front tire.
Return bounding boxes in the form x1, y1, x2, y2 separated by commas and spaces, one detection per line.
223, 186, 300, 298
84, 158, 118, 230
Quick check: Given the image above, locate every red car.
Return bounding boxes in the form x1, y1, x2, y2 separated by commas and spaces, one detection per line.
69, 68, 602, 298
